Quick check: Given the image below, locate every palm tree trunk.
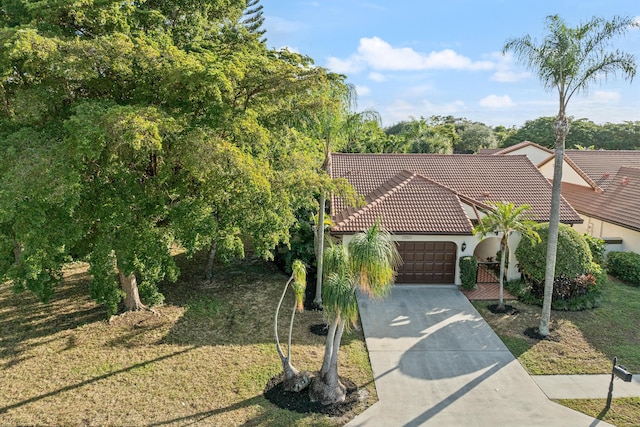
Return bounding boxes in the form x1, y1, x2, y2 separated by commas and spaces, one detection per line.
314, 193, 326, 307
499, 239, 506, 307
205, 241, 216, 280
118, 269, 146, 311
539, 115, 568, 337
310, 318, 347, 405
319, 317, 339, 376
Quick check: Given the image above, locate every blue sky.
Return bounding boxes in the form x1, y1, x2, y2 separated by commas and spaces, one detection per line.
262, 1, 640, 128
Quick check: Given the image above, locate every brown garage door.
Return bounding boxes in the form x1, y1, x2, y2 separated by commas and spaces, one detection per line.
396, 241, 457, 284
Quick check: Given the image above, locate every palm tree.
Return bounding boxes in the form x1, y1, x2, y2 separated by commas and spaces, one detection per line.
312, 80, 380, 308
309, 223, 400, 405
473, 202, 540, 308
274, 259, 310, 392
504, 15, 638, 336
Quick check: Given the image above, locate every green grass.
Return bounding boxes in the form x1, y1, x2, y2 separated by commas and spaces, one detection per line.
474, 276, 640, 422
0, 252, 376, 426
557, 398, 640, 427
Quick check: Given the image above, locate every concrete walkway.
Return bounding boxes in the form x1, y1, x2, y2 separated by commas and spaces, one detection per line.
347, 285, 615, 427
533, 374, 640, 399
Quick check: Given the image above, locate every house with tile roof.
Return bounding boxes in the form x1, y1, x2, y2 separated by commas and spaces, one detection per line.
483, 142, 640, 254
330, 153, 582, 285
538, 150, 640, 254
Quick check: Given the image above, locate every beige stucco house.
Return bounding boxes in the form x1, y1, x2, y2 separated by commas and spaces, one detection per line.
329, 153, 582, 285
485, 142, 640, 254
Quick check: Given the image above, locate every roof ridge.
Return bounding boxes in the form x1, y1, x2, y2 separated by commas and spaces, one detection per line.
495, 141, 553, 155
563, 154, 604, 192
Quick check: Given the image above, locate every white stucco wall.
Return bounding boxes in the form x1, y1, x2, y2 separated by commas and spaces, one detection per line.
538, 158, 591, 187
507, 146, 553, 166
578, 214, 640, 254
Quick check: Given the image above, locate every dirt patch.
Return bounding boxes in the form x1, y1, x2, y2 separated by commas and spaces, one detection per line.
264, 373, 366, 418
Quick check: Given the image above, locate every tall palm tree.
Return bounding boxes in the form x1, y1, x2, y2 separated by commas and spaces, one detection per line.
309, 223, 400, 405
312, 80, 380, 308
504, 15, 638, 336
473, 202, 540, 308
274, 259, 310, 391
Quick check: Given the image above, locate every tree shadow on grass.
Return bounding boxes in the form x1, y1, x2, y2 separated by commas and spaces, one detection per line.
158, 251, 358, 348
0, 273, 106, 368
0, 346, 196, 415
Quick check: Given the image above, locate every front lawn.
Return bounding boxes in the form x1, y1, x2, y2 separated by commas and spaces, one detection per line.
0, 252, 376, 426
473, 276, 640, 427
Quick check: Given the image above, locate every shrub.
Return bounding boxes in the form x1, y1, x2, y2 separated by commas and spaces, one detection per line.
607, 251, 640, 286
588, 261, 607, 287
459, 256, 477, 290
516, 223, 592, 285
583, 234, 606, 265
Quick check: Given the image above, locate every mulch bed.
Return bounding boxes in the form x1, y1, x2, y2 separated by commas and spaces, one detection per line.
523, 326, 562, 342
487, 304, 519, 315
264, 373, 363, 417
309, 323, 329, 336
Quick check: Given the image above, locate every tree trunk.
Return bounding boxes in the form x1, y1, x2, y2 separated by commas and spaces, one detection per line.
205, 241, 216, 280
118, 270, 146, 312
539, 115, 568, 337
309, 318, 347, 405
13, 239, 23, 265
499, 238, 506, 308
319, 317, 339, 377
273, 275, 311, 392
314, 193, 326, 307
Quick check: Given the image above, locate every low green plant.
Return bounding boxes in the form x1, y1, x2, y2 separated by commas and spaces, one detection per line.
138, 281, 165, 307
459, 256, 477, 290
606, 251, 640, 286
583, 234, 606, 265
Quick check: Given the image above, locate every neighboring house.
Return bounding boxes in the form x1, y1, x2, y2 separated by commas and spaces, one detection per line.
484, 142, 640, 254
539, 150, 640, 254
329, 153, 582, 285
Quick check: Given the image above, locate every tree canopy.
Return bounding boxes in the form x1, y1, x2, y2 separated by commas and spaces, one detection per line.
0, 0, 348, 315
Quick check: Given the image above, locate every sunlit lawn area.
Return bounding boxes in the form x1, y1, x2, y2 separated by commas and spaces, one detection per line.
0, 252, 376, 426
473, 277, 640, 427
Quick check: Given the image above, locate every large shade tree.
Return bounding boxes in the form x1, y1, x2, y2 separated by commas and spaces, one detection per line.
0, 0, 339, 315
309, 223, 400, 405
473, 202, 540, 308
504, 15, 638, 337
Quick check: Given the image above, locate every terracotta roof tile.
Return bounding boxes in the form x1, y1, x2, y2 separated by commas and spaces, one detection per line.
565, 150, 640, 190
332, 171, 473, 234
562, 167, 640, 232
330, 153, 582, 234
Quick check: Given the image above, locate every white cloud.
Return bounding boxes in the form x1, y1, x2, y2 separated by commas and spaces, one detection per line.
593, 91, 621, 102
479, 95, 515, 109
489, 51, 531, 82
326, 56, 364, 74
368, 71, 387, 82
326, 37, 496, 74
357, 37, 494, 71
491, 70, 531, 83
355, 85, 371, 96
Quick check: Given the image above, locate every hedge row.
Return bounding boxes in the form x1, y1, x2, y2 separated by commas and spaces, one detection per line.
607, 251, 640, 286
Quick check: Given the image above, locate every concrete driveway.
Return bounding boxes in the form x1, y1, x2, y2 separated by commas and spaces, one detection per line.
347, 285, 612, 427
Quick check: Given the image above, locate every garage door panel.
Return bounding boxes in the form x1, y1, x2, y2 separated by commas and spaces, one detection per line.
396, 241, 456, 284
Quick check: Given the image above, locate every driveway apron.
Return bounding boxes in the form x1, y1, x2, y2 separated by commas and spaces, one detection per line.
347, 285, 613, 427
